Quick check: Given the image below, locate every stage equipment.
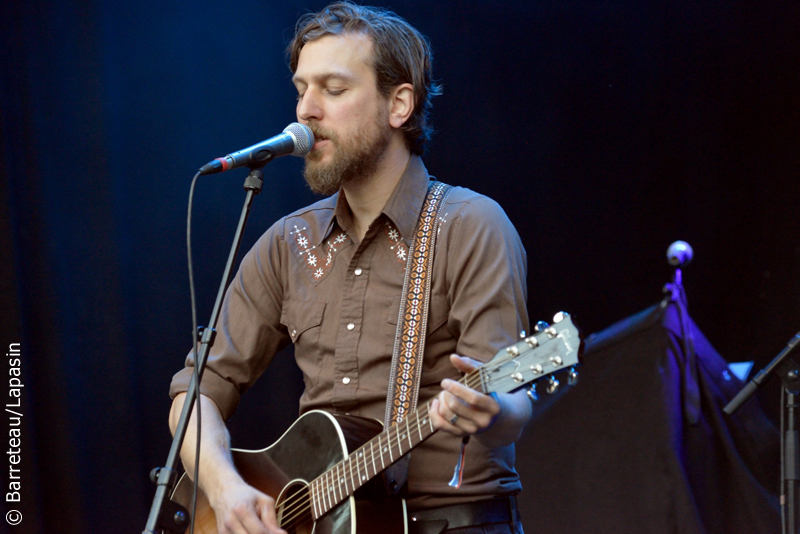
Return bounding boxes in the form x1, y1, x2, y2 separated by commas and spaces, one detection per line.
199, 122, 313, 175
515, 240, 780, 533
143, 124, 313, 533
725, 332, 800, 534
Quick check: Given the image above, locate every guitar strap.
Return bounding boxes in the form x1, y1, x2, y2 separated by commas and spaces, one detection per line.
382, 180, 453, 495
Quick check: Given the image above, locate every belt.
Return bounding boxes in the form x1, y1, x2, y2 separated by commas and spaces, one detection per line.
408, 496, 518, 534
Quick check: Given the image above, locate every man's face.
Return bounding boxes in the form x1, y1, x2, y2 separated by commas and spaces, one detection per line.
293, 33, 392, 195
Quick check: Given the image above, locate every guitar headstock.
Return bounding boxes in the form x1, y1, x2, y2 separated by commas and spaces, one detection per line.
480, 312, 582, 396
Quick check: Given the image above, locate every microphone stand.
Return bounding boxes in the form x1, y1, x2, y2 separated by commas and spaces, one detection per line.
724, 331, 800, 534
143, 167, 265, 534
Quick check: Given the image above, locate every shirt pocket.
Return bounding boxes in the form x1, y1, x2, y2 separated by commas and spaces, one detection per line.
280, 299, 326, 388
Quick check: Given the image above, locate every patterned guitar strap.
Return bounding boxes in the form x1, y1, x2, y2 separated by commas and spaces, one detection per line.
382, 180, 453, 495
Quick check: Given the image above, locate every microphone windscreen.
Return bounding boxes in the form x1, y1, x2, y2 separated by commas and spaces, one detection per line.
284, 123, 314, 157
667, 240, 693, 267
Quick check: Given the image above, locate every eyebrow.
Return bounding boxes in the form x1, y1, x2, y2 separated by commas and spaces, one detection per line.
292, 71, 358, 86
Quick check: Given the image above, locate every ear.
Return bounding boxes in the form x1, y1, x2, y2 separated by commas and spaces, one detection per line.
387, 83, 415, 129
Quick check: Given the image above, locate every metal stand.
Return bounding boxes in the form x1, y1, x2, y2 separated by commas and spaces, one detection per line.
724, 331, 800, 534
786, 391, 800, 534
142, 168, 265, 534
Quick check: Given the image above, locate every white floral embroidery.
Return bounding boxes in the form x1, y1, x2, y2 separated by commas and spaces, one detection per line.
396, 246, 407, 262
437, 212, 448, 235
387, 228, 400, 242
294, 228, 348, 281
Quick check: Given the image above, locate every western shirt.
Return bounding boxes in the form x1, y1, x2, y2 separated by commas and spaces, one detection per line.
170, 155, 529, 510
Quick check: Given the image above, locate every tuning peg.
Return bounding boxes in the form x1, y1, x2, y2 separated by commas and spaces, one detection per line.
553, 311, 570, 324
527, 383, 539, 402
533, 321, 550, 333
568, 366, 579, 386
519, 330, 526, 339
546, 375, 560, 394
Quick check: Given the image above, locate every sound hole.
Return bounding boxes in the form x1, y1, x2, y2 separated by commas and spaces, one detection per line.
276, 480, 319, 534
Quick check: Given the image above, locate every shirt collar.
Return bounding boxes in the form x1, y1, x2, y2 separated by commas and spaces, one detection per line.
381, 155, 431, 246
322, 155, 431, 247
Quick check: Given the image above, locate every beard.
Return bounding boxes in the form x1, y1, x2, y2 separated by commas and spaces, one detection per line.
302, 108, 392, 196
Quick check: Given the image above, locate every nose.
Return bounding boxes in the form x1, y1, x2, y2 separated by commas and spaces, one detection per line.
297, 88, 322, 123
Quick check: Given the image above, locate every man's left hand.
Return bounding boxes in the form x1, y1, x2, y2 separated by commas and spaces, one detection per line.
430, 354, 500, 436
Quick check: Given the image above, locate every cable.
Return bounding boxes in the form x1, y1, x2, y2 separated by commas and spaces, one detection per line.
187, 170, 202, 534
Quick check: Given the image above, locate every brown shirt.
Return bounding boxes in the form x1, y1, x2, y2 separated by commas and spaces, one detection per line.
170, 155, 530, 510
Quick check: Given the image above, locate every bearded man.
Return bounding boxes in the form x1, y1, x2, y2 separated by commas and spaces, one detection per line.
169, 3, 531, 533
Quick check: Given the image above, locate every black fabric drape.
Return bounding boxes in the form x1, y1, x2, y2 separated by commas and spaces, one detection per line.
517, 302, 780, 533
2, 1, 799, 533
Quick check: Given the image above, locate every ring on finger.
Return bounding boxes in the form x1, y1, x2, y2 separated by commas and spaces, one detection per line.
449, 414, 459, 425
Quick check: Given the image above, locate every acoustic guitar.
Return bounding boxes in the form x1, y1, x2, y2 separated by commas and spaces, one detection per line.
172, 313, 582, 534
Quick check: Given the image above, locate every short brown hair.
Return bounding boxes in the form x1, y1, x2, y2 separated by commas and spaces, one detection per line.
288, 2, 441, 155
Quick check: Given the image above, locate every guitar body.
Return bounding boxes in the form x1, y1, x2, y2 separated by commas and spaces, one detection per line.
172, 410, 407, 534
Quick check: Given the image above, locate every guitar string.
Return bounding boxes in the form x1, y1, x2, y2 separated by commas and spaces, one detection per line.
277, 337, 566, 529
275, 367, 494, 529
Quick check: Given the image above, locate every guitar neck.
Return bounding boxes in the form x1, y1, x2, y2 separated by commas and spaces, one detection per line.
308, 369, 483, 520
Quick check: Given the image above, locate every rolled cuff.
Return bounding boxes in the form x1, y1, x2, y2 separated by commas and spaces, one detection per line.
168, 366, 242, 421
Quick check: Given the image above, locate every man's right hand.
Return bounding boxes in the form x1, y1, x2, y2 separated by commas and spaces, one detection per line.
208, 478, 286, 534
169, 392, 287, 534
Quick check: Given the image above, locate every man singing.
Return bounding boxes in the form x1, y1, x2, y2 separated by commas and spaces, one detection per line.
170, 3, 531, 533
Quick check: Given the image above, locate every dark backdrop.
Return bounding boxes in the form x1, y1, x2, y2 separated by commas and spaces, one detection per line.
1, 1, 798, 532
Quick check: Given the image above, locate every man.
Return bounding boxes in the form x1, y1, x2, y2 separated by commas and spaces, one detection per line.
169, 3, 531, 533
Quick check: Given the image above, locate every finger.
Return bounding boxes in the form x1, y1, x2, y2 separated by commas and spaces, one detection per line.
441, 384, 500, 431
442, 392, 483, 434
258, 498, 287, 534
444, 391, 489, 433
441, 378, 496, 410
449, 353, 483, 374
429, 396, 467, 435
222, 505, 261, 534
229, 501, 270, 534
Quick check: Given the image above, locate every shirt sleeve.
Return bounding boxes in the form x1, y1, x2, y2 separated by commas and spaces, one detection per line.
442, 190, 530, 364
168, 218, 291, 420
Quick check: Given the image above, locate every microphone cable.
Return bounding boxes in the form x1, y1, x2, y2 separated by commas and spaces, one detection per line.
187, 169, 203, 534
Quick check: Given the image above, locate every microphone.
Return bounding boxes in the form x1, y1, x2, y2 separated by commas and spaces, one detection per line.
667, 240, 693, 267
199, 122, 314, 175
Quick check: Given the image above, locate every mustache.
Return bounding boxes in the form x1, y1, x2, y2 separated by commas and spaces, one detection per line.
307, 121, 338, 143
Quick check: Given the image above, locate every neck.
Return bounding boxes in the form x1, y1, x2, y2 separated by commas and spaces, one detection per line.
342, 135, 411, 241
